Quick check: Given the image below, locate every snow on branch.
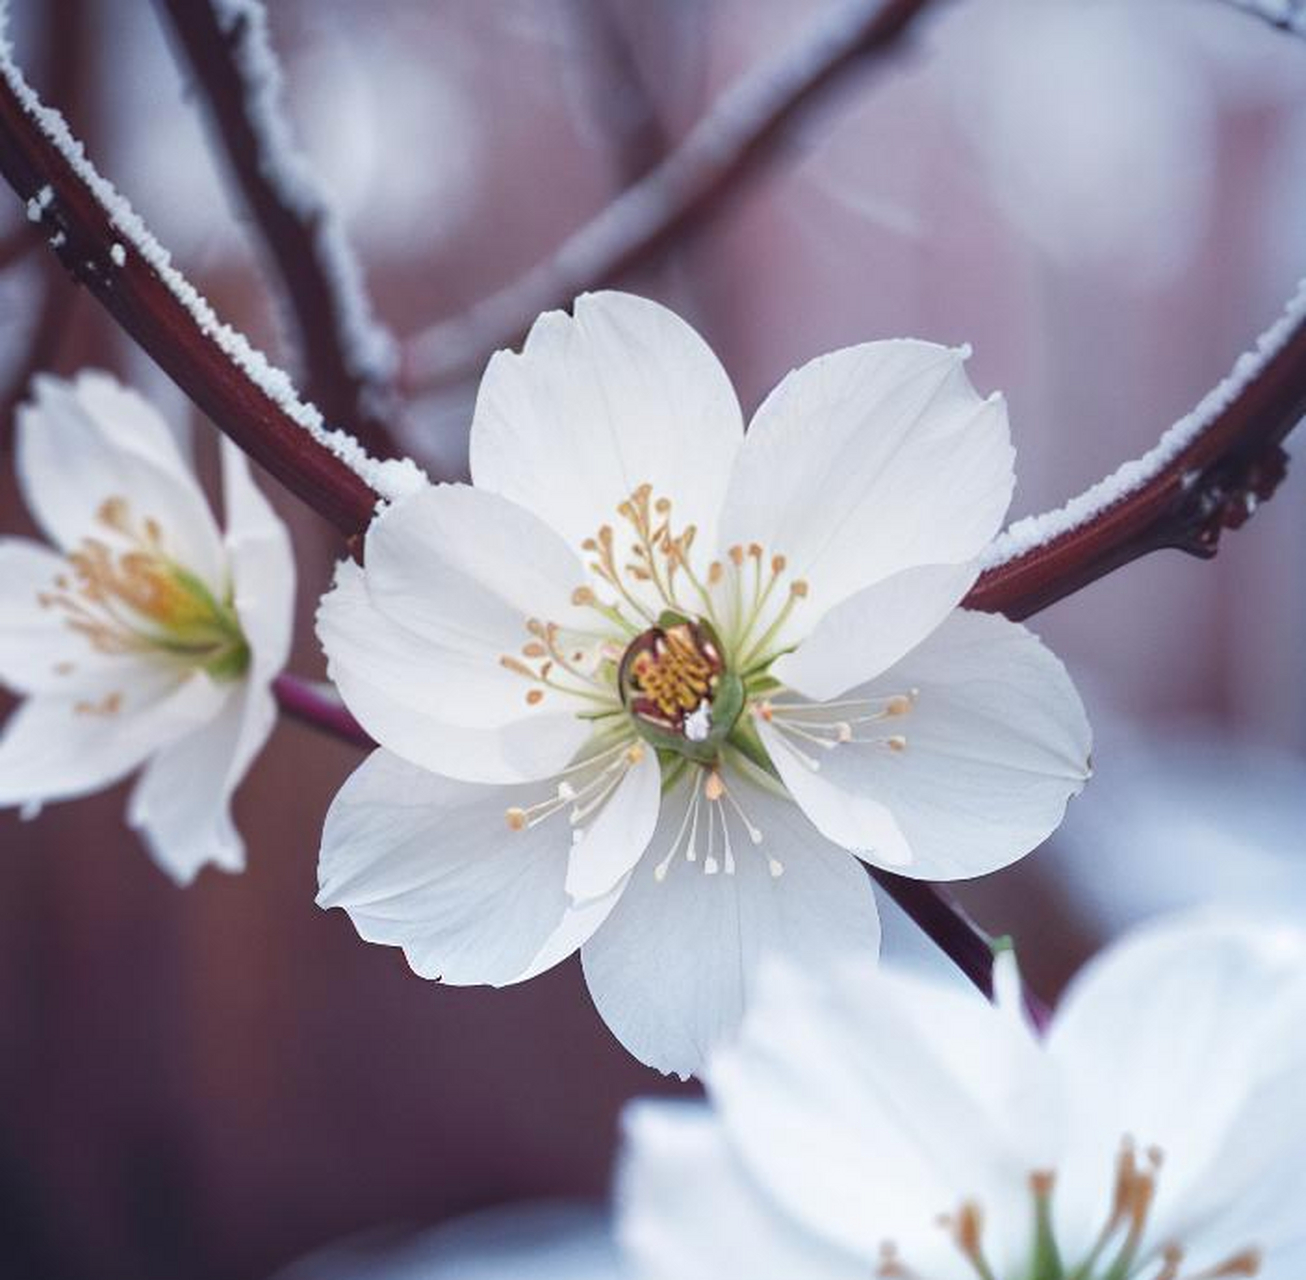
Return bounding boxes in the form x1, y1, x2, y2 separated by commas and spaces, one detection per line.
159, 0, 401, 452
967, 278, 1306, 619
402, 0, 940, 391
0, 4, 423, 534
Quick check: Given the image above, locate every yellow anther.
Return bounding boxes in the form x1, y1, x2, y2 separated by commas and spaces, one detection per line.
572, 585, 595, 606
704, 771, 725, 802
505, 807, 527, 831
790, 579, 809, 598
626, 743, 645, 764
729, 545, 744, 566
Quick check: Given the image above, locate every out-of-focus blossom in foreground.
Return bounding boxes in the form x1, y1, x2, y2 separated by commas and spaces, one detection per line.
619, 914, 1306, 1280
0, 372, 294, 882
316, 291, 1090, 1077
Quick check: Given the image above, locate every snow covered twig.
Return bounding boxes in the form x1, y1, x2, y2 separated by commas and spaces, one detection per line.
968, 278, 1306, 619
0, 11, 425, 534
401, 0, 939, 391
157, 0, 402, 456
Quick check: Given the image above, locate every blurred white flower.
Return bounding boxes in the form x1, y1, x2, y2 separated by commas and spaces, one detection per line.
0, 372, 294, 882
316, 290, 1090, 1077
619, 913, 1306, 1280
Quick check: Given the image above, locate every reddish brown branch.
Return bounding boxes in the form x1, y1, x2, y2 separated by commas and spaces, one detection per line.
0, 56, 385, 535
155, 0, 401, 456
402, 0, 940, 391
274, 674, 372, 749
965, 291, 1306, 620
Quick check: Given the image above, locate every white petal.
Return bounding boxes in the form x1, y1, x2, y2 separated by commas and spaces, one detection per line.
220, 440, 295, 676
565, 745, 662, 904
17, 372, 225, 587
1047, 912, 1306, 1267
0, 668, 229, 809
318, 749, 614, 986
770, 561, 976, 701
580, 768, 880, 1079
318, 559, 589, 784
618, 1100, 868, 1280
0, 537, 117, 694
780, 609, 1090, 881
757, 718, 913, 869
708, 959, 1054, 1274
718, 341, 1013, 611
469, 292, 744, 553
127, 680, 275, 884
361, 483, 593, 726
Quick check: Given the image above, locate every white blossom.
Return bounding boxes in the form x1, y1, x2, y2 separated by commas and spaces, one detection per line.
316, 291, 1091, 1077
619, 913, 1306, 1280
0, 372, 294, 882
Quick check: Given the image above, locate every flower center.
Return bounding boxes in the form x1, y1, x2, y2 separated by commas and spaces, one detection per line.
38, 496, 249, 683
617, 615, 743, 760
879, 1140, 1262, 1280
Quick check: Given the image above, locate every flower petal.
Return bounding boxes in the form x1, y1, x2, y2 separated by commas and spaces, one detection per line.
127, 680, 276, 884
17, 372, 226, 588
618, 1100, 868, 1280
564, 744, 662, 904
470, 291, 744, 554
757, 717, 913, 869
0, 668, 229, 809
318, 559, 590, 784
769, 560, 977, 705
776, 609, 1090, 881
718, 341, 1012, 612
708, 958, 1054, 1274
1047, 912, 1306, 1269
0, 537, 118, 694
318, 749, 615, 986
360, 483, 594, 726
220, 440, 295, 676
580, 768, 880, 1079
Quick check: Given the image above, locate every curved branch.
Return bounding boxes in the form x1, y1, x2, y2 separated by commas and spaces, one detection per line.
0, 26, 424, 536
155, 0, 402, 455
966, 279, 1306, 619
402, 0, 940, 391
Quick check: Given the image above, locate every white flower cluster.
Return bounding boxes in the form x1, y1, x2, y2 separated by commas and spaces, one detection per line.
0, 295, 1296, 1280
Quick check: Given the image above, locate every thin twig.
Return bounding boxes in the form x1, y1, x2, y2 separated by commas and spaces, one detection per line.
273, 674, 372, 749
155, 0, 402, 456
401, 0, 939, 391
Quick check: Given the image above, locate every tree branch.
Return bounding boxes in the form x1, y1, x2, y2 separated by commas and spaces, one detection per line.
0, 22, 423, 536
966, 279, 1306, 620
401, 0, 940, 391
273, 674, 372, 749
155, 0, 402, 456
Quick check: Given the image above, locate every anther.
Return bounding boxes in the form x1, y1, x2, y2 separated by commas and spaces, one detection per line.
886, 735, 907, 752
704, 771, 725, 802
729, 545, 744, 566
572, 586, 595, 606
790, 579, 809, 598
525, 689, 544, 705
505, 807, 527, 831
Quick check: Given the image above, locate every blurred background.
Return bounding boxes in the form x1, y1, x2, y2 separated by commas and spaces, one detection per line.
1, 1, 1304, 1277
